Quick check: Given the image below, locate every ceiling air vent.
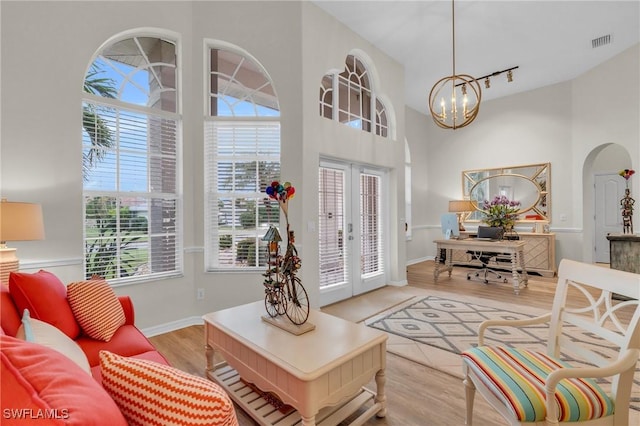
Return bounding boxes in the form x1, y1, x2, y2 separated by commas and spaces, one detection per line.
592, 34, 612, 49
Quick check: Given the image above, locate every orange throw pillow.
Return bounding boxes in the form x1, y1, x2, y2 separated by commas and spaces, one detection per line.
67, 279, 125, 342
9, 270, 80, 339
100, 351, 239, 426
1, 335, 127, 425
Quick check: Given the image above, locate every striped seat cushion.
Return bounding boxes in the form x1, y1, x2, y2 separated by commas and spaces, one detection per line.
67, 279, 125, 341
100, 351, 239, 426
461, 346, 614, 422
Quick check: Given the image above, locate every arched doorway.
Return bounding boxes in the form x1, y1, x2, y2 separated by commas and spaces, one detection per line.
582, 143, 633, 263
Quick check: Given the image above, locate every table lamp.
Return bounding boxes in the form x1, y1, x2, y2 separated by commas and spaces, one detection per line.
448, 200, 474, 231
0, 200, 45, 285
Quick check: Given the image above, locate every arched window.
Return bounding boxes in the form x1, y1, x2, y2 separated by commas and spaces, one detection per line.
82, 34, 181, 282
204, 44, 280, 270
319, 54, 390, 138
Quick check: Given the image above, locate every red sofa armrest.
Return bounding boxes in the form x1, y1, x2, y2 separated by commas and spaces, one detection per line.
118, 296, 135, 325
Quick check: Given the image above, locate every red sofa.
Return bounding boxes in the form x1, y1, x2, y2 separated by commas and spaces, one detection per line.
1, 271, 238, 426
0, 275, 170, 382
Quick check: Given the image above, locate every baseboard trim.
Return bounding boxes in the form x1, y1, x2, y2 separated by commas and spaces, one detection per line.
142, 316, 203, 338
407, 256, 431, 266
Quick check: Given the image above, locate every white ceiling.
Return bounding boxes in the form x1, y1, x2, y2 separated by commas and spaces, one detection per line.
312, 0, 640, 116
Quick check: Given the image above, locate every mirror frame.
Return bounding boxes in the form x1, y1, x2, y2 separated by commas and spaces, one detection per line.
462, 162, 551, 223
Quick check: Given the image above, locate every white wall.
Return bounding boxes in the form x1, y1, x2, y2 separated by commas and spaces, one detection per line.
406, 43, 639, 266
573, 44, 640, 261
404, 106, 431, 264
1, 1, 408, 331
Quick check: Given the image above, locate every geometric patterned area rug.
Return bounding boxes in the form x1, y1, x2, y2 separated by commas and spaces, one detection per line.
367, 295, 546, 354
366, 295, 640, 411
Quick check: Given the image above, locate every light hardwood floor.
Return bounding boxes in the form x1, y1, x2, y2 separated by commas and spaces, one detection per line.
149, 261, 632, 425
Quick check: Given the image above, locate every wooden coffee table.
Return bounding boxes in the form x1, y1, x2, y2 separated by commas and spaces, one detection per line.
204, 301, 387, 426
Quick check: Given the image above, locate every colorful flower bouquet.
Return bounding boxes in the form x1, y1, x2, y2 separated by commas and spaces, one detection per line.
482, 195, 521, 229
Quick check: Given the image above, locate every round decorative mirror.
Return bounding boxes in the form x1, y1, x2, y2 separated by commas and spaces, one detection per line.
463, 163, 550, 222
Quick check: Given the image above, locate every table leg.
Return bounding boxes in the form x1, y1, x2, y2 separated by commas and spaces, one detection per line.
205, 343, 218, 376
300, 414, 316, 426
434, 247, 443, 282
375, 368, 387, 417
434, 248, 453, 283
510, 252, 521, 295
205, 324, 214, 374
518, 249, 529, 287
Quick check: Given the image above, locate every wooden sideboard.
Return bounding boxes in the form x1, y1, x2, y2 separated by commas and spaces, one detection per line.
451, 231, 556, 277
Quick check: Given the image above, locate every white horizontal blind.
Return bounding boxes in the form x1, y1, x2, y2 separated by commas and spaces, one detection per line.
318, 166, 348, 288
205, 121, 280, 270
360, 173, 383, 276
83, 102, 181, 281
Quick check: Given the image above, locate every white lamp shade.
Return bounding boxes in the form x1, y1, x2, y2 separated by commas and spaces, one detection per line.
0, 201, 45, 242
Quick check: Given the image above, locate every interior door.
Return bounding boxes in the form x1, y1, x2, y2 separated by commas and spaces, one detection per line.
594, 173, 625, 263
318, 160, 388, 306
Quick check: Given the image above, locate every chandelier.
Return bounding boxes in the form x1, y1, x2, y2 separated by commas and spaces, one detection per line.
428, 0, 518, 130
428, 0, 480, 130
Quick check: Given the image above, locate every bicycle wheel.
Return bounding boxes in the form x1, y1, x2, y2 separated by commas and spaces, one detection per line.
264, 286, 286, 317
284, 276, 309, 325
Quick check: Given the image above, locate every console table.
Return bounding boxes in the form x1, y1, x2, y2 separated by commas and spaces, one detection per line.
204, 301, 387, 426
450, 231, 556, 277
434, 238, 529, 294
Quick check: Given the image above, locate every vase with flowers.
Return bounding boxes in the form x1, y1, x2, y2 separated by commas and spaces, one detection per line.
481, 195, 521, 232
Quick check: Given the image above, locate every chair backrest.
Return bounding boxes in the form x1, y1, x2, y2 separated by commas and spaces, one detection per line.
477, 226, 503, 240
548, 259, 640, 388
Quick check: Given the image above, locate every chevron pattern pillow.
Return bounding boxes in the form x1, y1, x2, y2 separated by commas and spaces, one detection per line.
99, 351, 239, 426
67, 279, 125, 342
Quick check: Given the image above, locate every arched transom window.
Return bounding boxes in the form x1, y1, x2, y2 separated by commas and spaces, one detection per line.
319, 54, 389, 138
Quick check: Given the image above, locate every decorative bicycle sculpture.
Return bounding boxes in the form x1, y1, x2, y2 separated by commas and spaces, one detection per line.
262, 181, 310, 325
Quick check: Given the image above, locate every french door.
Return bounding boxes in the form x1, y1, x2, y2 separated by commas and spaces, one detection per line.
318, 160, 388, 306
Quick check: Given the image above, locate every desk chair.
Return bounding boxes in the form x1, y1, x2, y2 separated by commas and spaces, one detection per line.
466, 226, 506, 284
461, 259, 640, 426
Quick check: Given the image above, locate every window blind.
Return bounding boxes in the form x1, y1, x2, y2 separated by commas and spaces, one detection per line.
318, 167, 348, 288
360, 173, 383, 276
205, 120, 280, 270
82, 102, 181, 281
